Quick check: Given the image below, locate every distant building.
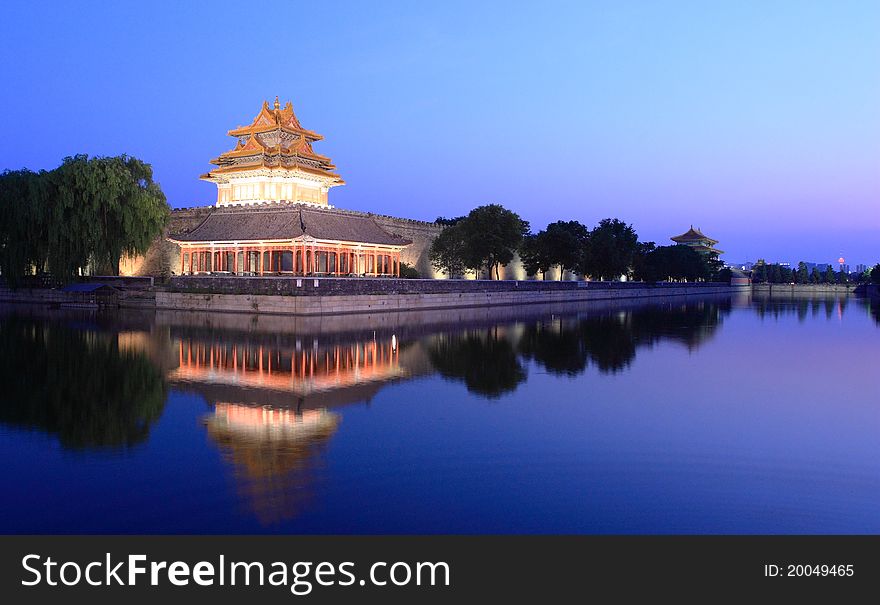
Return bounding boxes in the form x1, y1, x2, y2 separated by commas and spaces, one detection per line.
670, 226, 723, 257
856, 264, 867, 274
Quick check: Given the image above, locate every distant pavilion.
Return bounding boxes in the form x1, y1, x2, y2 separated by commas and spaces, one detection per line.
670, 226, 723, 257
168, 97, 411, 277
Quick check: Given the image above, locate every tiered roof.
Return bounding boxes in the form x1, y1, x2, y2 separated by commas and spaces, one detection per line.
202, 97, 344, 184
670, 226, 723, 255
170, 205, 411, 247
671, 226, 718, 245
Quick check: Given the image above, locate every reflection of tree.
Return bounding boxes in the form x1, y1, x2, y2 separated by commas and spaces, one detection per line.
518, 320, 589, 376
427, 329, 526, 398
0, 317, 166, 449
204, 405, 339, 525
628, 301, 728, 352
869, 300, 880, 326
428, 302, 728, 394
825, 298, 836, 319
520, 301, 727, 376
752, 294, 853, 323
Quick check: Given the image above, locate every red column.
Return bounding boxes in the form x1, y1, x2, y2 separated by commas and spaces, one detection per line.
180, 250, 185, 275
259, 249, 264, 276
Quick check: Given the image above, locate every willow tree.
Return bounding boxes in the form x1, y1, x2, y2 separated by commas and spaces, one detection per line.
0, 169, 51, 285
49, 155, 169, 279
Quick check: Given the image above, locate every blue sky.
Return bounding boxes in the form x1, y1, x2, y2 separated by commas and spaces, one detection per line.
1, 1, 877, 265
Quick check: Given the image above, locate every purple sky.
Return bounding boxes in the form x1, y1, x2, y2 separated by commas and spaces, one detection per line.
1, 1, 877, 265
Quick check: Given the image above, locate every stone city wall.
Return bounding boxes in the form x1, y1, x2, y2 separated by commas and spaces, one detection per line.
151, 280, 747, 316
167, 275, 741, 296
120, 206, 214, 279
369, 214, 443, 276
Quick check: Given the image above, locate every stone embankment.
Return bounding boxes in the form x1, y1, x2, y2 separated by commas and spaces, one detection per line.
2, 277, 751, 316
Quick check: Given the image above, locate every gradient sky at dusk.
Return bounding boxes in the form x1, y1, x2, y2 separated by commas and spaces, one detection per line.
1, 1, 877, 265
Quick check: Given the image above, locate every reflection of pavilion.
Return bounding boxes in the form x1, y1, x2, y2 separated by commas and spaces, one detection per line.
167, 334, 411, 525
168, 335, 406, 409
205, 403, 340, 525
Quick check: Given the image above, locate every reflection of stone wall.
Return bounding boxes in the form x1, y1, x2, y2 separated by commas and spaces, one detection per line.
121, 205, 441, 279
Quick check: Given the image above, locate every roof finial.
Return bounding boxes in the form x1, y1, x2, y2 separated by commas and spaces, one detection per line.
274, 96, 280, 110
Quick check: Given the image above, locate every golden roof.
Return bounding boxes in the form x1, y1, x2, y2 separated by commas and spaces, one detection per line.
204, 97, 343, 184
228, 96, 322, 140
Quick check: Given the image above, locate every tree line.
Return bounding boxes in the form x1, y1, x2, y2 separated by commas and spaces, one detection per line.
0, 155, 169, 286
752, 260, 879, 285
429, 203, 723, 281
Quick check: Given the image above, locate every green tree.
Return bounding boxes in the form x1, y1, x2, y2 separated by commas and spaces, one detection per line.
810, 267, 821, 284
579, 218, 639, 281
543, 220, 589, 279
429, 223, 469, 278
518, 233, 553, 279
631, 241, 656, 281
51, 155, 168, 277
634, 245, 711, 282
823, 265, 836, 284
519, 221, 589, 280
795, 262, 809, 284
458, 204, 529, 279
770, 264, 783, 283
871, 264, 880, 285
435, 216, 465, 226
0, 169, 50, 286
752, 260, 768, 283
837, 269, 849, 284
398, 262, 420, 279
780, 266, 794, 283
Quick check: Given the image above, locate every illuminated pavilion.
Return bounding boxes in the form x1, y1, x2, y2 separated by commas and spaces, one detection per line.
670, 226, 723, 257
168, 97, 411, 277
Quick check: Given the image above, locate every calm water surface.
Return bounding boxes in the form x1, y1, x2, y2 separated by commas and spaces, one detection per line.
1, 292, 877, 534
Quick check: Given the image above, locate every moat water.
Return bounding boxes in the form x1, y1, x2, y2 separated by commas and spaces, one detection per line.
1, 292, 877, 534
